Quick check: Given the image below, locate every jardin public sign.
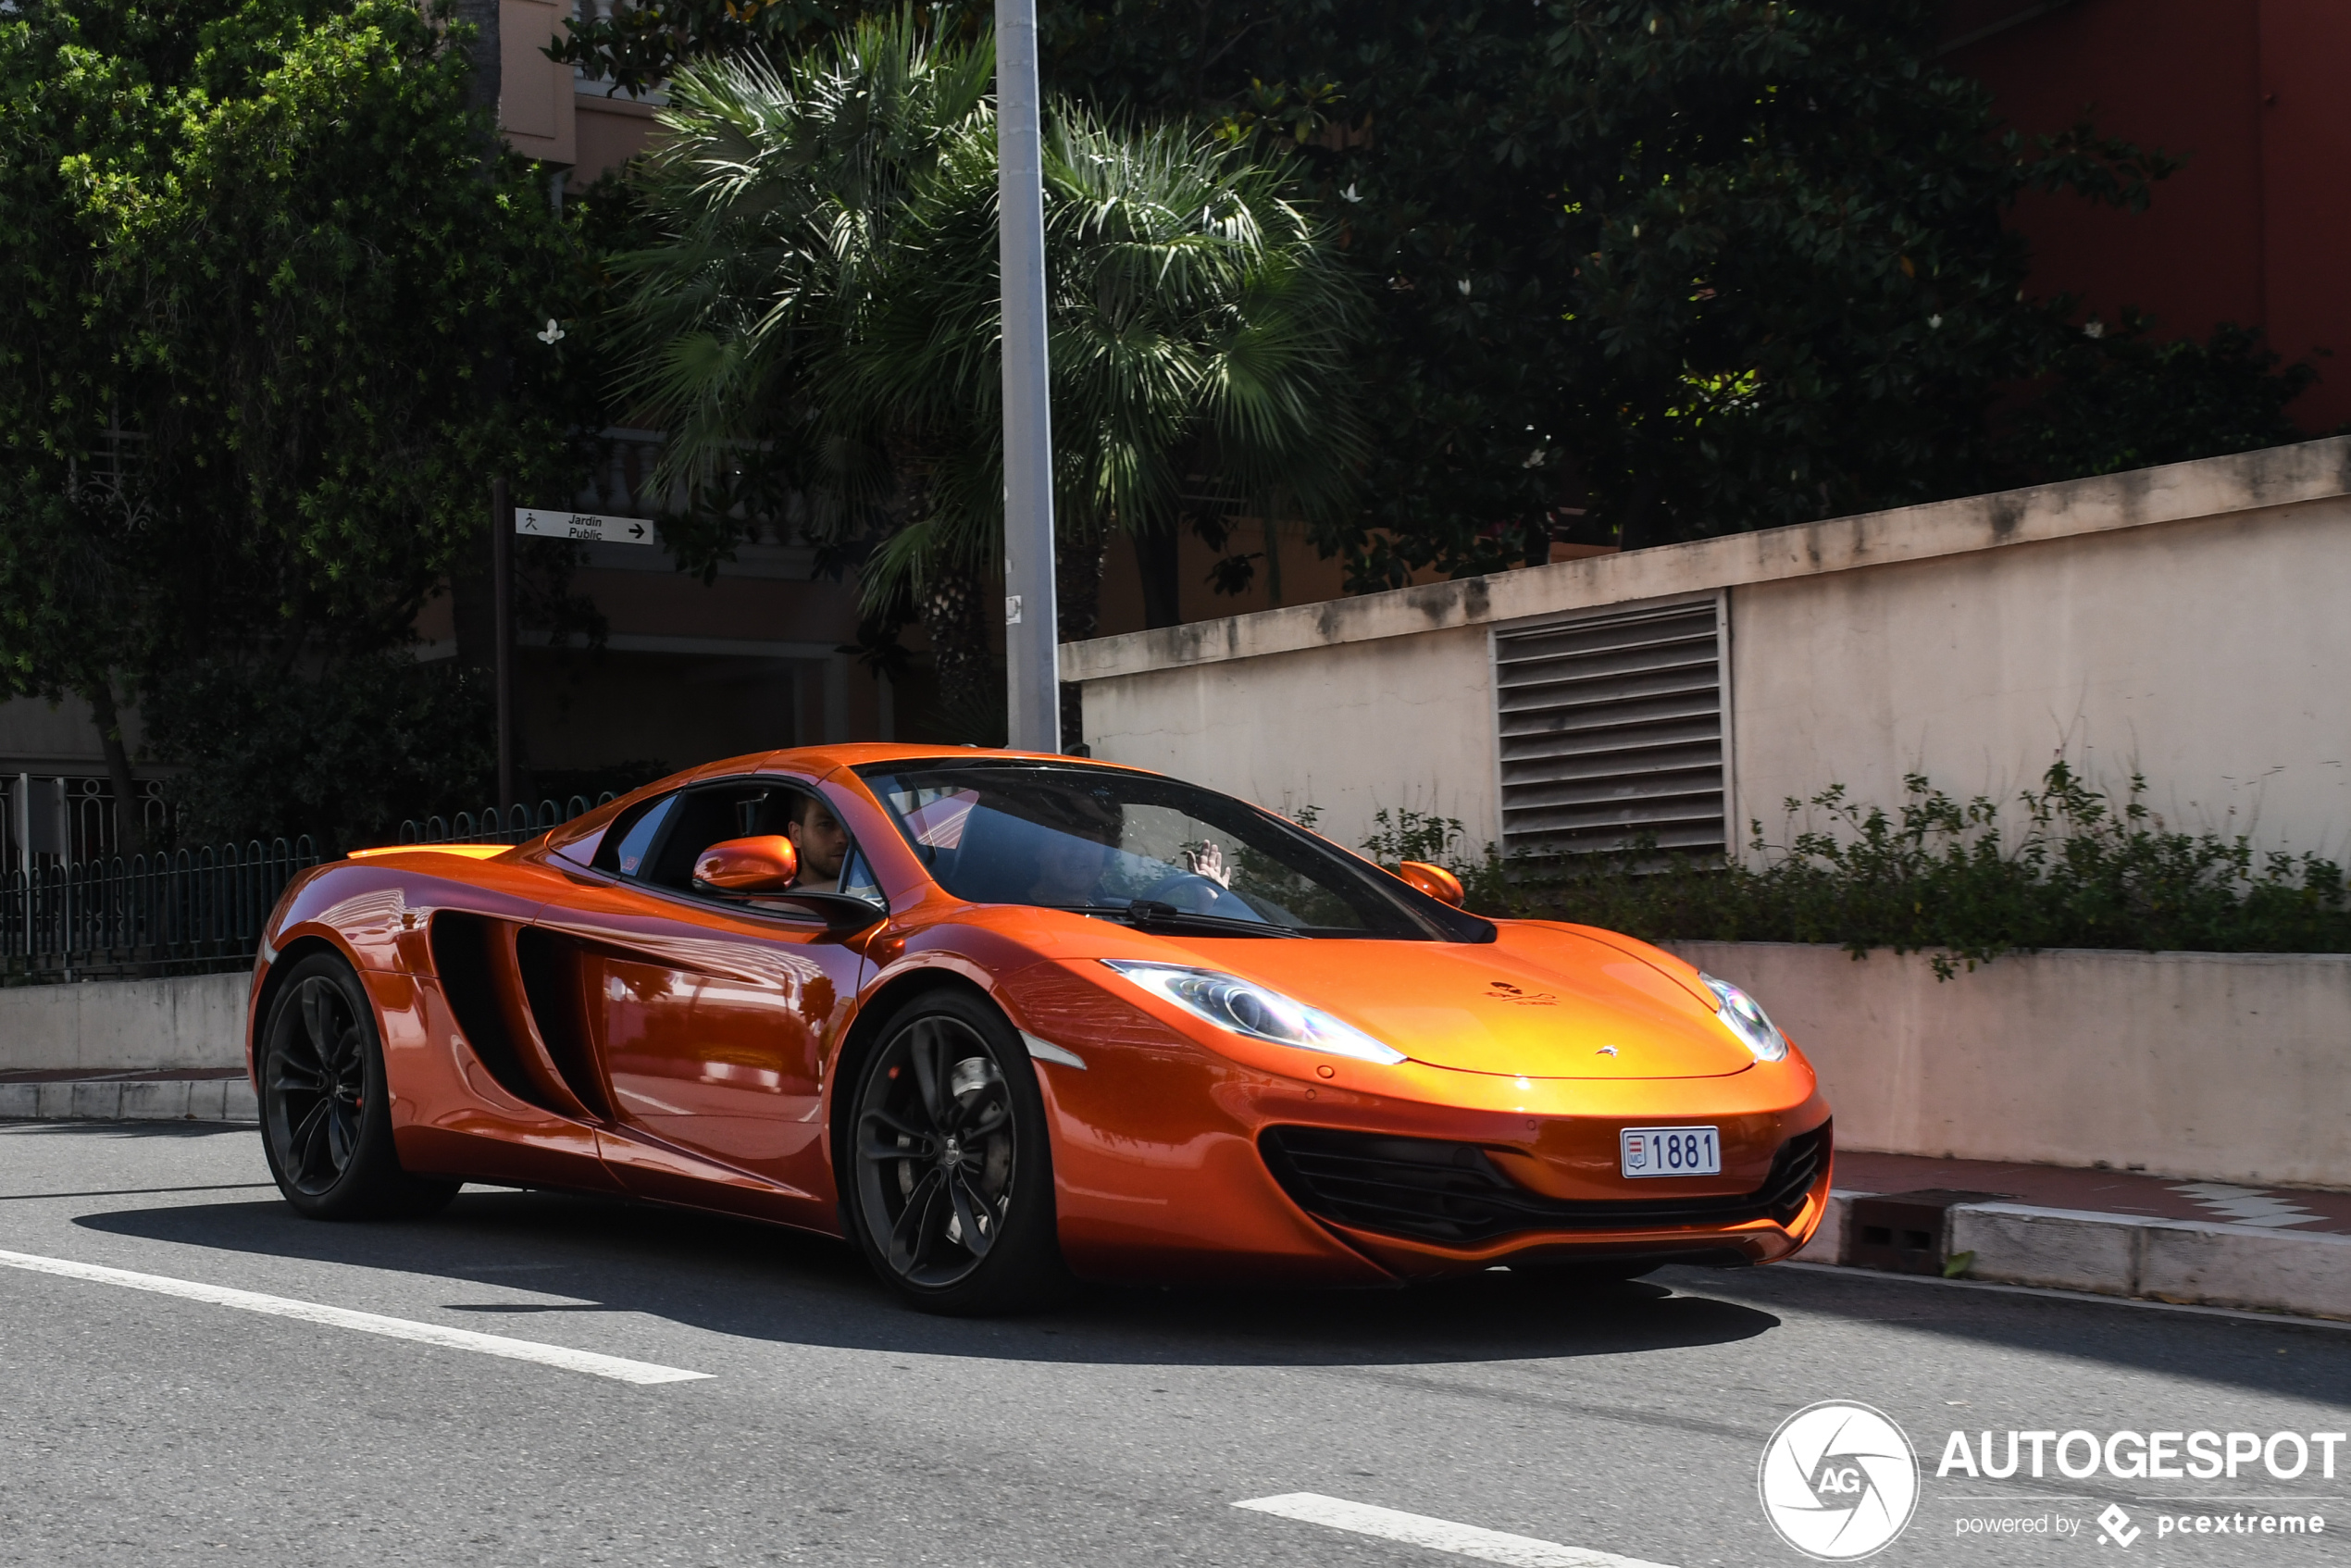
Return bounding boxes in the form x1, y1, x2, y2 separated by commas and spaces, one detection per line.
515, 509, 655, 545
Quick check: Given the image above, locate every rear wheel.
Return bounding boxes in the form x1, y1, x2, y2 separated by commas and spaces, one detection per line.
844, 990, 1067, 1314
259, 952, 457, 1221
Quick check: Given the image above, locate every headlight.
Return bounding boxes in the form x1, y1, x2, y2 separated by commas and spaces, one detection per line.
1101, 961, 1407, 1064
1701, 973, 1787, 1063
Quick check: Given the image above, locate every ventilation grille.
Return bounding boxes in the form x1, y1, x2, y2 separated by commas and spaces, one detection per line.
1495, 599, 1725, 856
1258, 1122, 1831, 1245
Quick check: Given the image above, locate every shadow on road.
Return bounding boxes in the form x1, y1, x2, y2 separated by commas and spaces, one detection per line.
73, 1185, 1778, 1368
1653, 1262, 2351, 1400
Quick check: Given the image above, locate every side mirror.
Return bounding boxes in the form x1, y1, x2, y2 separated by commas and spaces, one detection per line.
692, 835, 887, 933
694, 835, 799, 892
1397, 860, 1465, 907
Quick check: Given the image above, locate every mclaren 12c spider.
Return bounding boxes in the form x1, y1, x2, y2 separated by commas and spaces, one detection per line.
247, 746, 1833, 1313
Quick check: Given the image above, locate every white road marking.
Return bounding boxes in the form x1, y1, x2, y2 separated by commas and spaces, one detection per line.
0, 1247, 711, 1386
1234, 1494, 1675, 1568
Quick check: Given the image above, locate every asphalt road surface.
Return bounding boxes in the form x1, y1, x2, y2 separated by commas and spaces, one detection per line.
1, 1122, 2344, 1568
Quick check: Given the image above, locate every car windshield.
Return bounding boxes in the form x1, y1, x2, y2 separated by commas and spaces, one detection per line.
855, 760, 1492, 942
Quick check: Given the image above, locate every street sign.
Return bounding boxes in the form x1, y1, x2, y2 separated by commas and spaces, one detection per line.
515, 508, 656, 545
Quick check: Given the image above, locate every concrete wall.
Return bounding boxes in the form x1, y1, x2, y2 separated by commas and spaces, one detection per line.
0, 973, 249, 1074
1080, 625, 1498, 845
1731, 499, 2351, 855
1070, 437, 2351, 862
1670, 941, 2351, 1190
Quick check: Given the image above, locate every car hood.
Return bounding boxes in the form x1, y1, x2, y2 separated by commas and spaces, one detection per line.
1204, 922, 1754, 1080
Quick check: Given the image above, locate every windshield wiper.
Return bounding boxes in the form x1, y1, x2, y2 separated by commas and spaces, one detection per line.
1031, 901, 1306, 938
1119, 899, 1307, 938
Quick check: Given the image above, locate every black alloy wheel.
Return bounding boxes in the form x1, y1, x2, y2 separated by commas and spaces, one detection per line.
259, 952, 457, 1221
847, 990, 1067, 1313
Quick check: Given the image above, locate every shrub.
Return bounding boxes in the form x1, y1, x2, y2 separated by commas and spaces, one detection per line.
145, 654, 496, 852
1359, 765, 2351, 973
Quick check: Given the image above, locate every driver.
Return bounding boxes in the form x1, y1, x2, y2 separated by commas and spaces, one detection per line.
1020, 789, 1123, 907
784, 793, 850, 893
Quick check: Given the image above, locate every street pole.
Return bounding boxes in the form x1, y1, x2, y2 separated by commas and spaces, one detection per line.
997, 0, 1061, 753
491, 477, 515, 808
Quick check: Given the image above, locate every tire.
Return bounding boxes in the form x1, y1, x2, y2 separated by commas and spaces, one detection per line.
259, 952, 458, 1221
843, 989, 1069, 1315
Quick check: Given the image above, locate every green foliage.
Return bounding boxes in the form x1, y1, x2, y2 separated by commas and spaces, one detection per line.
548, 0, 866, 100
144, 653, 496, 850
613, 12, 1365, 721
2004, 319, 2321, 481
0, 0, 607, 840
559, 0, 2203, 582
1366, 765, 2351, 972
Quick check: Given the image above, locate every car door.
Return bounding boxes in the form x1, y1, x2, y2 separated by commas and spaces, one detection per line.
533, 777, 881, 1222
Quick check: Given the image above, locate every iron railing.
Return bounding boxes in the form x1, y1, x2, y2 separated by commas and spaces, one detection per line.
2, 796, 619, 985
2, 837, 320, 984
397, 794, 616, 848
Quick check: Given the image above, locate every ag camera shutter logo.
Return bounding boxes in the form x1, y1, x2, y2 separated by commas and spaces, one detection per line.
1759, 1400, 1921, 1560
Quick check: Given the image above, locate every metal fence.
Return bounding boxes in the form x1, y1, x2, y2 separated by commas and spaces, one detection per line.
397, 793, 616, 848
2, 837, 320, 985
1, 794, 618, 985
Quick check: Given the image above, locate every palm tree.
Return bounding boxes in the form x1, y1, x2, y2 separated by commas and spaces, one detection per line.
615, 14, 1366, 739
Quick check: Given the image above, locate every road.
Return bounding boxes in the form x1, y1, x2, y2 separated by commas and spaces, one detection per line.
0, 1121, 2343, 1568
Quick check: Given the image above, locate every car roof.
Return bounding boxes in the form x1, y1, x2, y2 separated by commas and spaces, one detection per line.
696, 743, 1166, 784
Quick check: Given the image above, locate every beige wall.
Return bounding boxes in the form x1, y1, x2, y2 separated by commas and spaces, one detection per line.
1670, 941, 2351, 1189
1729, 500, 2351, 858
1074, 437, 2351, 863
1083, 625, 1497, 840
0, 972, 249, 1074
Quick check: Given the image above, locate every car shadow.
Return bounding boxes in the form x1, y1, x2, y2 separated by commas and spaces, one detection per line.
73, 1185, 1779, 1368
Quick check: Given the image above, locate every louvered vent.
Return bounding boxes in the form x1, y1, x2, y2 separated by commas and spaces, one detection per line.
1495, 598, 1725, 856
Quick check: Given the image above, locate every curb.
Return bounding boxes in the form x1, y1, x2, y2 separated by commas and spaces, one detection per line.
1801, 1189, 2351, 1323
0, 1077, 257, 1125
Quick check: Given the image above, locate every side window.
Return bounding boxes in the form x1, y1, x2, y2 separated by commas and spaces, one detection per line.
594, 794, 679, 877
837, 845, 885, 907
643, 787, 763, 890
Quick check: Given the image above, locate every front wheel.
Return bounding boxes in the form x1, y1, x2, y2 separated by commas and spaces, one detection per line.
844, 990, 1068, 1315
259, 952, 457, 1221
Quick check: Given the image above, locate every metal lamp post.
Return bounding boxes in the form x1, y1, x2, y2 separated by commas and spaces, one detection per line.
997, 0, 1061, 753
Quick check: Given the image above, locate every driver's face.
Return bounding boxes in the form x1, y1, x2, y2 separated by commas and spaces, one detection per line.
1031, 832, 1111, 902
785, 799, 849, 879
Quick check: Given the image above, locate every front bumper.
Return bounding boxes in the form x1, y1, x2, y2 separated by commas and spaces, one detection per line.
1260, 1118, 1830, 1275
999, 960, 1834, 1287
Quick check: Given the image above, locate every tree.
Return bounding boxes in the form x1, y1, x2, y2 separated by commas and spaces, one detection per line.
0, 0, 597, 846
557, 0, 2193, 589
2003, 319, 2321, 482
614, 13, 1364, 737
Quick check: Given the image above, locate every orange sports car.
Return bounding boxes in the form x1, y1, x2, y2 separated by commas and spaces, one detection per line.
247, 745, 1831, 1313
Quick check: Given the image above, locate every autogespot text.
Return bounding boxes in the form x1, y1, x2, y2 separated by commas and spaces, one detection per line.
1936, 1427, 2346, 1481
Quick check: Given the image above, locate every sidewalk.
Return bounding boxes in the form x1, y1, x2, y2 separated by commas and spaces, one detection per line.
0, 1067, 256, 1124
1807, 1150, 2351, 1323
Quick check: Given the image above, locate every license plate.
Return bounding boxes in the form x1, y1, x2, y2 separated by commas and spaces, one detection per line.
1620, 1126, 1722, 1178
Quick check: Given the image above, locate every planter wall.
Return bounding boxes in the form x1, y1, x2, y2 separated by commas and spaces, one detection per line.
1667, 941, 2351, 1190
0, 971, 249, 1074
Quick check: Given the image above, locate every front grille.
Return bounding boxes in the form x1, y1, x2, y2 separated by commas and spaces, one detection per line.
1259, 1121, 1831, 1246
